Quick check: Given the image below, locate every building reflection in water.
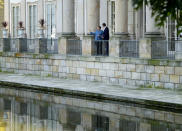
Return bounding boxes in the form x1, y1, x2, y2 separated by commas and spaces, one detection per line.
0, 88, 181, 131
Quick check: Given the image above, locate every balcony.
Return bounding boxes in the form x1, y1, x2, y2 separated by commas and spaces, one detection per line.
0, 37, 182, 60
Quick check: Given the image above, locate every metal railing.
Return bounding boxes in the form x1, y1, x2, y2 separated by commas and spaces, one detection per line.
119, 40, 139, 58
152, 41, 175, 59
67, 39, 82, 55
10, 38, 19, 52
27, 39, 36, 53
47, 39, 58, 54
92, 40, 109, 56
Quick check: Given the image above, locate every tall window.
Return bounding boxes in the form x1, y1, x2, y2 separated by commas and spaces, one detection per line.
12, 6, 20, 37
29, 5, 37, 38
45, 3, 56, 38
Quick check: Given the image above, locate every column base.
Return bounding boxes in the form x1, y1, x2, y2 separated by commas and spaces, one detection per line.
58, 32, 75, 38
128, 34, 136, 40
114, 32, 129, 40
145, 32, 165, 40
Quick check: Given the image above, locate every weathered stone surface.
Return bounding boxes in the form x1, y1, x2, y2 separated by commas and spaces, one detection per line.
115, 71, 123, 78
106, 70, 115, 77
123, 72, 132, 79
150, 74, 159, 82
155, 66, 165, 74
139, 38, 152, 59
119, 79, 127, 85
175, 67, 182, 75
146, 66, 154, 73
136, 65, 146, 73
164, 83, 174, 89
119, 64, 127, 71
165, 67, 174, 75
170, 75, 179, 84
132, 72, 140, 80
99, 69, 107, 76
160, 74, 170, 82
126, 64, 136, 72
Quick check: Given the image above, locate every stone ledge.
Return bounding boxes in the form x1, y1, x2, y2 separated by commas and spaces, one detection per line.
0, 79, 181, 113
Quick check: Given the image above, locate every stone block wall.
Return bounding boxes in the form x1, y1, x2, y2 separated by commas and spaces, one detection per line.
0, 52, 182, 89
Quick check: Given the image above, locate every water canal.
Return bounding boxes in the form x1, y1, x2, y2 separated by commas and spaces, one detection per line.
0, 86, 181, 131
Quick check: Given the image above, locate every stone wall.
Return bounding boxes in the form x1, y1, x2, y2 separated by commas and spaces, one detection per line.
0, 52, 182, 89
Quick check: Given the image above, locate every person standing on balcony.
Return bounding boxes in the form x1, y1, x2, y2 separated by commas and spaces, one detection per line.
102, 23, 109, 56
102, 23, 109, 40
90, 26, 104, 55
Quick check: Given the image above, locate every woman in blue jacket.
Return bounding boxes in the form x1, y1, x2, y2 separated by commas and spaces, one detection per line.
90, 26, 103, 55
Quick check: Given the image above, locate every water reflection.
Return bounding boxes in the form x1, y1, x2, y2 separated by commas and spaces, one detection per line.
0, 87, 181, 131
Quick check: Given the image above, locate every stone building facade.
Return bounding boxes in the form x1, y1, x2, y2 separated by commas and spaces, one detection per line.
3, 0, 177, 40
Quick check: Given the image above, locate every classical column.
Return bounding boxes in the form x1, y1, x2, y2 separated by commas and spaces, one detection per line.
145, 6, 164, 39
135, 7, 144, 39
4, 0, 10, 33
21, 0, 26, 26
128, 0, 135, 39
75, 0, 84, 36
38, 0, 44, 21
115, 0, 128, 37
61, 0, 75, 35
86, 0, 100, 33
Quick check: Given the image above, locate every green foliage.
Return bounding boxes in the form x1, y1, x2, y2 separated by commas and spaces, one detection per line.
132, 0, 182, 34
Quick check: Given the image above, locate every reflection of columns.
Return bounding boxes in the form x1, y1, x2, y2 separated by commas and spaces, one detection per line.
86, 0, 100, 33
61, 0, 75, 35
145, 6, 164, 39
81, 113, 92, 131
128, 0, 135, 39
0, 98, 4, 111
109, 118, 120, 131
115, 0, 128, 37
59, 108, 68, 124
75, 125, 84, 131
59, 108, 74, 131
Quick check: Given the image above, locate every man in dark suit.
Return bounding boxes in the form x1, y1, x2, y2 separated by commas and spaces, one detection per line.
102, 23, 109, 56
